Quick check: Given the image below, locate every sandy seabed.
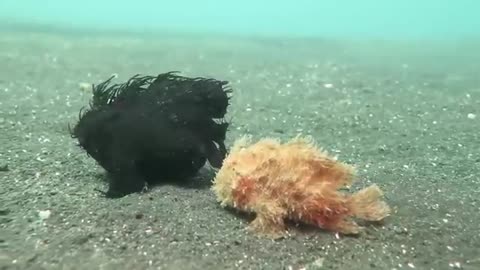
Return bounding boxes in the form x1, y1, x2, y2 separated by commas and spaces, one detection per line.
0, 27, 479, 270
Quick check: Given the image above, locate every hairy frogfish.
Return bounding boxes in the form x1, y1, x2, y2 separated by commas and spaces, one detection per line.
70, 72, 231, 198
212, 135, 391, 238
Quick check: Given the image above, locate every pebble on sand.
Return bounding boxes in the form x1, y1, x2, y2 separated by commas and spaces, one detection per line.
0, 164, 8, 171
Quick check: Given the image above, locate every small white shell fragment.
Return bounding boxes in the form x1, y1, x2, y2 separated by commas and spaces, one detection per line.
38, 210, 51, 220
79, 82, 92, 92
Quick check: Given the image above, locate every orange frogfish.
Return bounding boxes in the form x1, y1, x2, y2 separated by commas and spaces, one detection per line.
212, 135, 391, 238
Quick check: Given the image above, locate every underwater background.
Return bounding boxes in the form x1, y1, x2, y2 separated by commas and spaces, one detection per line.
0, 1, 479, 270
1, 0, 479, 39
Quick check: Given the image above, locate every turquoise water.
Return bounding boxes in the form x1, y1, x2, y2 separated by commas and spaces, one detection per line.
1, 0, 479, 39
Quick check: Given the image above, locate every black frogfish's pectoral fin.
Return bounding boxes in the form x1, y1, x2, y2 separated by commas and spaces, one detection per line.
206, 141, 227, 168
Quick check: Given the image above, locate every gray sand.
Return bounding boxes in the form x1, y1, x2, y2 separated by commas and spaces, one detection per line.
0, 29, 479, 270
